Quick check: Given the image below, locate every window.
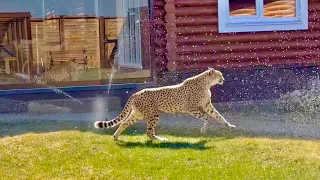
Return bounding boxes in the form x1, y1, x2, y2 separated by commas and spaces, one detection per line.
115, 0, 146, 69
0, 0, 151, 89
218, 0, 308, 33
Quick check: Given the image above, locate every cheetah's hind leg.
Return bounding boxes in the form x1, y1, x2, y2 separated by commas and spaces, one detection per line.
113, 110, 142, 141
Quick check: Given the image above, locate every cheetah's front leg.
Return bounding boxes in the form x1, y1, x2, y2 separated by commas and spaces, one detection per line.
145, 112, 168, 141
203, 102, 236, 128
186, 110, 212, 134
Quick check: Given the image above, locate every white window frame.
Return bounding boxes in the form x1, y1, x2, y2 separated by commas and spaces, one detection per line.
218, 0, 308, 33
117, 0, 143, 69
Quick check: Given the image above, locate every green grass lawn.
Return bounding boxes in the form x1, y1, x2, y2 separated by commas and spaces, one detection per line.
0, 120, 319, 180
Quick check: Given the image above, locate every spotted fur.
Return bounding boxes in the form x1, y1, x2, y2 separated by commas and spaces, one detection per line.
37, 60, 79, 84
94, 68, 236, 141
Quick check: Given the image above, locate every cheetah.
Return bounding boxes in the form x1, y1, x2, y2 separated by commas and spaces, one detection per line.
94, 68, 236, 141
36, 59, 80, 84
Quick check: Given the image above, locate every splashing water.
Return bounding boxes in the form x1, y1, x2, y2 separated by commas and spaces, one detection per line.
92, 96, 107, 120
14, 73, 83, 104
50, 88, 83, 104
107, 49, 118, 95
107, 68, 115, 95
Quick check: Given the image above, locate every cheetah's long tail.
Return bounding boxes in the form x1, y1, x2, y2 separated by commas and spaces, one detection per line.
94, 99, 132, 129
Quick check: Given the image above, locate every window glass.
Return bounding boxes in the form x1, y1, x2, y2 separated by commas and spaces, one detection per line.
218, 0, 307, 33
229, 0, 257, 16
264, 0, 296, 18
0, 0, 151, 89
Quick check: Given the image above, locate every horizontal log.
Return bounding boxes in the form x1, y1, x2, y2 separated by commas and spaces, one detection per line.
175, 25, 218, 35
176, 50, 320, 63
176, 40, 320, 55
174, 58, 320, 71
175, 6, 217, 17
308, 3, 320, 12
175, 0, 217, 7
176, 16, 218, 26
176, 31, 320, 44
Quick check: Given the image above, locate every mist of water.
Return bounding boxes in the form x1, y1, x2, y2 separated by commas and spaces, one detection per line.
107, 50, 119, 95
14, 73, 83, 104
107, 69, 115, 96
92, 96, 107, 121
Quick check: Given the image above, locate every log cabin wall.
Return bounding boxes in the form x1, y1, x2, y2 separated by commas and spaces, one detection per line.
155, 0, 320, 101
151, 0, 168, 80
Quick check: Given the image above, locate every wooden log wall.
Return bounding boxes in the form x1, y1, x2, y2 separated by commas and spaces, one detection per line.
152, 0, 168, 77
162, 0, 320, 72
140, 6, 152, 70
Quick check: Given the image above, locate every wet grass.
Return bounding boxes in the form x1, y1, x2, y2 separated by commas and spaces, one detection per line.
0, 120, 319, 179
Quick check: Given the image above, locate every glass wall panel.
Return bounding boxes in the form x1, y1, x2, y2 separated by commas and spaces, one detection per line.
0, 0, 151, 89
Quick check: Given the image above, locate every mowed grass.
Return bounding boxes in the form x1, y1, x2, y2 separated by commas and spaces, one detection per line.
0, 120, 319, 180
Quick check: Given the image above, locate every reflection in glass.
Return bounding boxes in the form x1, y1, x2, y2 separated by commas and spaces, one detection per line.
229, 0, 257, 16
0, 0, 151, 89
264, 0, 296, 18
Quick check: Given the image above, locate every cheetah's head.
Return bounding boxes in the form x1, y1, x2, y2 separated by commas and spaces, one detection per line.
207, 67, 225, 86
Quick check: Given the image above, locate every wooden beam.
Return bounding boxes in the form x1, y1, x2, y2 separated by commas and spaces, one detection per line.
59, 16, 65, 50
22, 18, 29, 75
26, 17, 34, 75
99, 17, 107, 68
7, 23, 12, 45
0, 12, 31, 18
17, 21, 23, 73
12, 23, 17, 56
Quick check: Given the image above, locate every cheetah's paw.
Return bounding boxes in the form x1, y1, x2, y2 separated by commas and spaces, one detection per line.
227, 124, 236, 128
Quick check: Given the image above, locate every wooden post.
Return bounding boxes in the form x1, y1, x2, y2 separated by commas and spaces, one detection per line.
36, 24, 39, 74
23, 18, 30, 75
60, 16, 65, 51
99, 17, 107, 68
7, 23, 12, 45
26, 17, 34, 75
16, 21, 22, 73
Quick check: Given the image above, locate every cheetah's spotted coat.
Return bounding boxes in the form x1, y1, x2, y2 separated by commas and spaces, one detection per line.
94, 68, 236, 141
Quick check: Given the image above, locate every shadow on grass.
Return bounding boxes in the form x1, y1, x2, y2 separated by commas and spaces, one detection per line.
0, 119, 236, 139
116, 139, 212, 150
0, 119, 317, 141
